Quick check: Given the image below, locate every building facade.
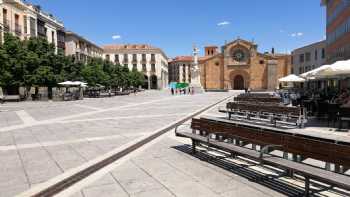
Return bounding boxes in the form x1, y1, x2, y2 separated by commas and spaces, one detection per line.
102, 44, 168, 89
0, 0, 64, 51
199, 39, 291, 91
65, 31, 103, 63
291, 41, 326, 75
168, 56, 193, 83
322, 0, 350, 63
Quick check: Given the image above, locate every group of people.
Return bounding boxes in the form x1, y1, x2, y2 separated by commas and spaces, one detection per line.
170, 87, 194, 95
280, 87, 350, 108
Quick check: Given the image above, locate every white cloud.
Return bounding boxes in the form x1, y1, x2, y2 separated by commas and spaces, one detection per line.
290, 32, 303, 37
112, 35, 121, 40
217, 21, 230, 26
279, 30, 285, 33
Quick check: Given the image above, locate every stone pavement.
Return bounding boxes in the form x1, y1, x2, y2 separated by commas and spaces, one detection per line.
65, 127, 349, 197
0, 90, 234, 197
68, 132, 285, 197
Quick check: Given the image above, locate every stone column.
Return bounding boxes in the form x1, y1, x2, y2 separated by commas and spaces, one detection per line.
190, 46, 204, 93
267, 60, 278, 90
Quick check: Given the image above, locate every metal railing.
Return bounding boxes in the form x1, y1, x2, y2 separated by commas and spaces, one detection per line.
15, 24, 22, 36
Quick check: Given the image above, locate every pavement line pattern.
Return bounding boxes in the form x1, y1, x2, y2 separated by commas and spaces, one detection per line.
59, 113, 189, 123
74, 104, 102, 111
16, 95, 232, 197
0, 133, 149, 151
0, 95, 189, 133
15, 110, 37, 124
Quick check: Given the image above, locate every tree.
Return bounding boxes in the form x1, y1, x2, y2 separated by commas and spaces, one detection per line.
0, 33, 140, 92
1, 33, 27, 88
129, 69, 145, 87
81, 60, 109, 87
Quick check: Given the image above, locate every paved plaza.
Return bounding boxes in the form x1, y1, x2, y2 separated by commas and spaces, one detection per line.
0, 90, 234, 197
1, 90, 350, 197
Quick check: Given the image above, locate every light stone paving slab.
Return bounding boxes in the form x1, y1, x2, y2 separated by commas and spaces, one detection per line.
0, 91, 233, 197
69, 132, 284, 197
0, 111, 22, 128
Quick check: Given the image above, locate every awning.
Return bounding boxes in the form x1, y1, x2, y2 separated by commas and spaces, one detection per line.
315, 60, 350, 78
278, 74, 305, 83
300, 64, 331, 79
58, 81, 87, 87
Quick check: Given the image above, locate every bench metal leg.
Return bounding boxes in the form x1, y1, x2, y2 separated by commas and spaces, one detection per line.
335, 164, 341, 173
286, 169, 294, 178
325, 162, 331, 171
305, 176, 310, 197
192, 139, 196, 155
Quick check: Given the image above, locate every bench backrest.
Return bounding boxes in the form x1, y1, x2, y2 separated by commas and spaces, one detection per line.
226, 102, 301, 116
191, 118, 350, 166
235, 97, 281, 103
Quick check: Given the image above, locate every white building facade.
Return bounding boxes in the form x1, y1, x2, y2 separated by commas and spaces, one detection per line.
168, 56, 193, 83
65, 31, 103, 63
102, 44, 168, 89
292, 40, 326, 75
0, 0, 64, 51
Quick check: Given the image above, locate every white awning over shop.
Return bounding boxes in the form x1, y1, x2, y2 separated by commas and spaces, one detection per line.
300, 64, 331, 79
315, 60, 350, 78
58, 81, 87, 87
278, 74, 305, 83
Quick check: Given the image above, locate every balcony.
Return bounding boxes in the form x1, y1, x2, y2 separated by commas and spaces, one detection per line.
150, 59, 156, 64
3, 19, 10, 32
141, 59, 147, 64
15, 24, 22, 36
123, 59, 129, 64
132, 59, 138, 64
57, 41, 65, 50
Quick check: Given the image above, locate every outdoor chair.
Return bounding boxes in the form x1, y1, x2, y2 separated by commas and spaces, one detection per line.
327, 103, 340, 127
338, 107, 350, 130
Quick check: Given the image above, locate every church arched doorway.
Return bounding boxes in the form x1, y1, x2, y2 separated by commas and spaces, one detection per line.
233, 75, 245, 90
150, 75, 158, 89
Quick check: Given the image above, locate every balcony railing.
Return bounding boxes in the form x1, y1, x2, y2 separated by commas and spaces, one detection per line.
150, 59, 156, 64
15, 24, 22, 36
3, 19, 10, 32
132, 59, 138, 64
57, 41, 65, 50
123, 59, 129, 64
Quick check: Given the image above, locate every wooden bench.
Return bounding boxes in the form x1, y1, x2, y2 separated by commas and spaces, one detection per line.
221, 102, 306, 128
235, 97, 281, 103
175, 118, 350, 196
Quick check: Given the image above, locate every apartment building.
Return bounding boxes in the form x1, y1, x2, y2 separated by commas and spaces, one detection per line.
291, 40, 326, 75
322, 0, 350, 63
65, 31, 103, 63
0, 0, 64, 51
102, 44, 168, 89
168, 56, 193, 83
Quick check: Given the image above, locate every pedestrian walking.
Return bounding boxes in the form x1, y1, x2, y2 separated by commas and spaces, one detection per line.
171, 88, 174, 95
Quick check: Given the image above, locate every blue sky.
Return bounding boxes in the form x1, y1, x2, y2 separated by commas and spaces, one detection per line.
28, 0, 326, 57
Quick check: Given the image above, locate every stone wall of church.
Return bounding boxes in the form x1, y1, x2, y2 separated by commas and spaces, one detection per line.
199, 39, 291, 91
201, 55, 224, 90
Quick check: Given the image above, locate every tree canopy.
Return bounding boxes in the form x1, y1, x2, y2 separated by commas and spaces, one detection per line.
0, 33, 145, 89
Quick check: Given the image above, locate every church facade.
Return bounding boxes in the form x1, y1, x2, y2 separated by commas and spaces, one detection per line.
199, 39, 292, 91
